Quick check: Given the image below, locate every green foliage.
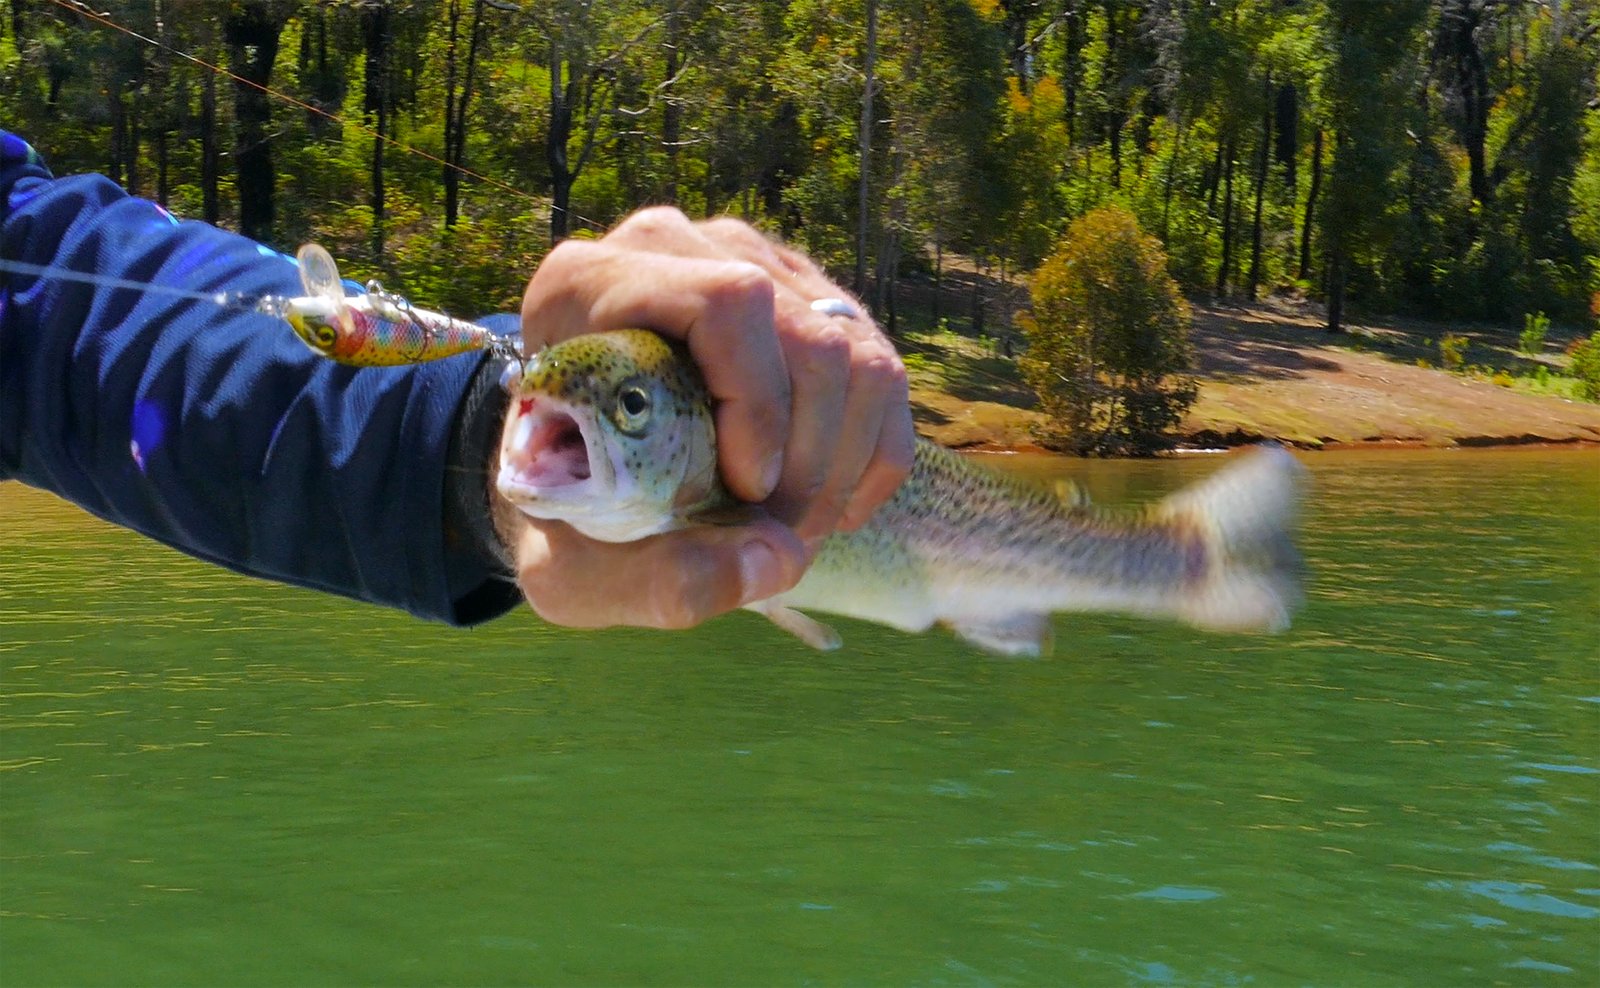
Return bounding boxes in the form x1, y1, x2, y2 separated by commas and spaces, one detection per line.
1568, 333, 1600, 402
2, 0, 1595, 340
1519, 312, 1550, 356
1019, 207, 1197, 456
387, 208, 548, 317
1438, 333, 1469, 371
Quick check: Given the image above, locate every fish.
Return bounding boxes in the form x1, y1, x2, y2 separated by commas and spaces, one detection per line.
280, 244, 498, 366
496, 329, 1306, 656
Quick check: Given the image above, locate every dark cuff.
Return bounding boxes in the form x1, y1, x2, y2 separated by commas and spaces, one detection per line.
443, 352, 521, 622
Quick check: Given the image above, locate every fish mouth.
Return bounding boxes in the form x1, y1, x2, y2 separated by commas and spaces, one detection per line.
497, 397, 605, 507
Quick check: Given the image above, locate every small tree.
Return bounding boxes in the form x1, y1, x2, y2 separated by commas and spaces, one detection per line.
1019, 207, 1198, 455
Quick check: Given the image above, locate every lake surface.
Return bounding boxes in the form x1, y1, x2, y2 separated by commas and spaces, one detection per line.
2, 449, 1597, 986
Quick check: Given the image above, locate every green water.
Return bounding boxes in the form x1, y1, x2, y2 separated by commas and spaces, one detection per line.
2, 449, 1597, 986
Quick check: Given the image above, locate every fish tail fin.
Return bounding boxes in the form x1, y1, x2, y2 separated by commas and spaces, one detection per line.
1157, 444, 1307, 633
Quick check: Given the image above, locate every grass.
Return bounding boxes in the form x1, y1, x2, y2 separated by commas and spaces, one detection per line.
1332, 315, 1597, 405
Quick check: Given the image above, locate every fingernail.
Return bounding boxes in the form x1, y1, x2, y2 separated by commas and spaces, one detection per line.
759, 452, 783, 500
737, 537, 784, 604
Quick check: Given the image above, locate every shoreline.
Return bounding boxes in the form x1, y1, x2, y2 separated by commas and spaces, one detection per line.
908, 297, 1600, 456
943, 435, 1600, 457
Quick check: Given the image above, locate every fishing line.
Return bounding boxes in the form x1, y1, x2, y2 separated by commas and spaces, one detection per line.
0, 257, 267, 311
32, 0, 1033, 398
38, 0, 607, 233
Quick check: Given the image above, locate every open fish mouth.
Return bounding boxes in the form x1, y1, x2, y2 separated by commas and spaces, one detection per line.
498, 397, 602, 503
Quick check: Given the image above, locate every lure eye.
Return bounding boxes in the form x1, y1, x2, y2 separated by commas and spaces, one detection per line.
615, 384, 653, 434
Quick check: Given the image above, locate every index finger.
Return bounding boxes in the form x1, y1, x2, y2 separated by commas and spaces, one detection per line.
521, 242, 791, 502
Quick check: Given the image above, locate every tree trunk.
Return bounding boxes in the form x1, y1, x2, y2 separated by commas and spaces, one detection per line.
1215, 138, 1235, 296
364, 1, 389, 259
1436, 0, 1492, 205
662, 7, 682, 203
1247, 75, 1272, 301
126, 92, 141, 196
444, 0, 487, 228
1105, 0, 1122, 188
1063, 3, 1083, 145
201, 65, 219, 224
443, 0, 462, 226
547, 42, 574, 242
108, 87, 125, 186
1274, 83, 1298, 189
855, 0, 877, 300
971, 255, 985, 337
1204, 139, 1223, 212
156, 130, 169, 207
1298, 128, 1323, 281
225, 4, 285, 243
1326, 252, 1345, 333
1161, 121, 1184, 240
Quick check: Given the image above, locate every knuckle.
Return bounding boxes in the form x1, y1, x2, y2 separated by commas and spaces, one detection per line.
799, 322, 853, 371
703, 260, 775, 314
700, 216, 758, 244
613, 205, 691, 240
857, 345, 907, 391
773, 242, 822, 279
533, 239, 600, 283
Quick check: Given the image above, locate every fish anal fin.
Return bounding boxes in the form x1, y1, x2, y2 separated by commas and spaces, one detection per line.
748, 601, 842, 651
945, 613, 1055, 658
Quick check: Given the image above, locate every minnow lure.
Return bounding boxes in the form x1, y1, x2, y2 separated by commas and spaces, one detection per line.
0, 242, 515, 368
269, 244, 515, 367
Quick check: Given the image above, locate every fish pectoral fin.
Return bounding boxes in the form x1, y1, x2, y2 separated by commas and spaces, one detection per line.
945, 613, 1055, 659
747, 601, 843, 651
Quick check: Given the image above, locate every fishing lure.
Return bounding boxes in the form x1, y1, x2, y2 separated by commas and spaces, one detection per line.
271, 244, 515, 367
1, 242, 517, 369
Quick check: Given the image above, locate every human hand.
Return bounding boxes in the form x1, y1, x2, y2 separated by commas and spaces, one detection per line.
497, 207, 913, 631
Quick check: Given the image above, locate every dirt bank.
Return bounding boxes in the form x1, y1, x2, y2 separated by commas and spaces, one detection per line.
905, 298, 1600, 452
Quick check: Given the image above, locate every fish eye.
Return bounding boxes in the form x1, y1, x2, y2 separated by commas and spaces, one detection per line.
616, 384, 653, 433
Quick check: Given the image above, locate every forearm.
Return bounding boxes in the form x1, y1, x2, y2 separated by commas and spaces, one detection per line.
1, 136, 519, 624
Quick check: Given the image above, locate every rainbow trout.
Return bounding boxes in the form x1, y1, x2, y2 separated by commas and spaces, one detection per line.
497, 330, 1305, 656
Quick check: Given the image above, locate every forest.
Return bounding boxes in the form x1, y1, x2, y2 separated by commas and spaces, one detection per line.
3, 0, 1598, 335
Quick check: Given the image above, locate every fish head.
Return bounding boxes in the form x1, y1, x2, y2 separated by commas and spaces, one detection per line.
283, 295, 347, 358
496, 330, 722, 542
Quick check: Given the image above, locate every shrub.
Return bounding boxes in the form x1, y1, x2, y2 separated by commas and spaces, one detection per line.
1438, 332, 1469, 370
1519, 311, 1550, 355
1568, 332, 1600, 401
1019, 207, 1197, 455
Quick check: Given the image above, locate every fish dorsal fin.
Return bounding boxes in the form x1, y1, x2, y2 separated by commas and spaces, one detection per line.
945, 613, 1055, 658
1054, 479, 1091, 509
746, 601, 842, 651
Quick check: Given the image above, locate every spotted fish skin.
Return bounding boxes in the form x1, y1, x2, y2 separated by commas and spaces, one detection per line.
499, 330, 1306, 655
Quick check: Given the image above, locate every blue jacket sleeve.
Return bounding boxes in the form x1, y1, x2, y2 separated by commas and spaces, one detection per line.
0, 132, 522, 625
